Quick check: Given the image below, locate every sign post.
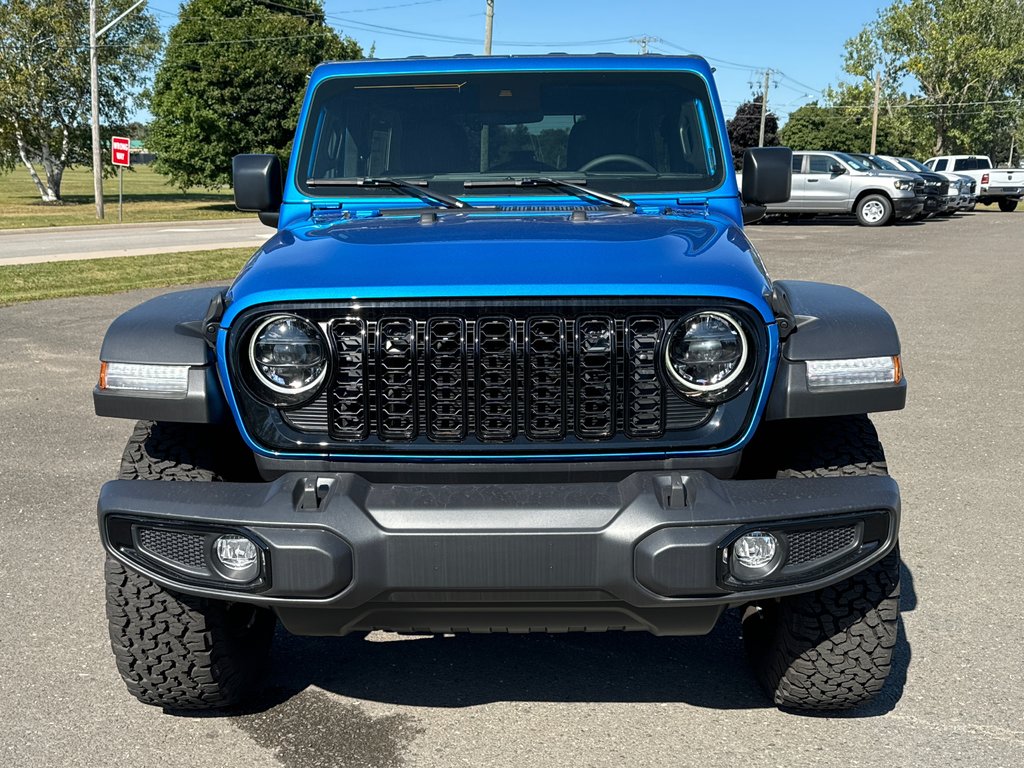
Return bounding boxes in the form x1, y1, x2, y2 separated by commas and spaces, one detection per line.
111, 136, 131, 223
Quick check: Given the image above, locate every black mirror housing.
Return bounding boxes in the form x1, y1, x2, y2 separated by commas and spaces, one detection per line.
233, 154, 282, 216
741, 146, 793, 205
830, 162, 846, 175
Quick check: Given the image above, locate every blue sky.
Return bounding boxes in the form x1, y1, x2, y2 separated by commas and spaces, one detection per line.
143, 0, 890, 123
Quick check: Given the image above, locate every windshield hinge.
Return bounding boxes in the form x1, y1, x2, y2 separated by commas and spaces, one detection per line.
673, 200, 710, 217
310, 202, 352, 223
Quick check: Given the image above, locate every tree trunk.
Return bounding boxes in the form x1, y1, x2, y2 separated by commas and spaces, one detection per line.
38, 140, 61, 202
15, 134, 58, 203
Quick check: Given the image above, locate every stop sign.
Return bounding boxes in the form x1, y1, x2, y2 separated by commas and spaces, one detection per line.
111, 136, 130, 167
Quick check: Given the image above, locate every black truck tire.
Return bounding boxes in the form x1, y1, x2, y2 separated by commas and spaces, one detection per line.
740, 415, 901, 711
105, 421, 275, 710
998, 199, 1018, 212
855, 194, 893, 226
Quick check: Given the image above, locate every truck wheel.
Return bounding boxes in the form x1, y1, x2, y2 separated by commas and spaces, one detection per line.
106, 421, 275, 710
998, 199, 1018, 212
740, 415, 901, 711
855, 194, 893, 226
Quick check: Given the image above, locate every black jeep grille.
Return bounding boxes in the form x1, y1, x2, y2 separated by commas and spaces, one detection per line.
232, 300, 766, 457
313, 312, 689, 443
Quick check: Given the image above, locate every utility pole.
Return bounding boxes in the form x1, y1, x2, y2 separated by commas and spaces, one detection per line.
629, 36, 659, 55
89, 0, 147, 220
484, 0, 494, 55
90, 0, 103, 220
758, 69, 771, 147
870, 71, 881, 155
480, 0, 494, 171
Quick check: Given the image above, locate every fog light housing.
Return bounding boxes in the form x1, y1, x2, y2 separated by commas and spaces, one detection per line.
730, 531, 782, 581
213, 535, 260, 582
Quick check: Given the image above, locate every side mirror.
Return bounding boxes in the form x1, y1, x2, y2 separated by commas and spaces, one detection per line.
829, 162, 846, 175
233, 154, 282, 227
741, 147, 792, 206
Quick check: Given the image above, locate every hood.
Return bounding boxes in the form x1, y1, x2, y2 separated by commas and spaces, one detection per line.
221, 211, 774, 326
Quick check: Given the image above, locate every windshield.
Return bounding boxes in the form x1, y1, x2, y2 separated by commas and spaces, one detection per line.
867, 155, 901, 172
295, 70, 725, 198
900, 157, 931, 173
835, 152, 876, 172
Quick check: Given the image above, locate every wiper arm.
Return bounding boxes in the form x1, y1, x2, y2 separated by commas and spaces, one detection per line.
463, 177, 636, 210
306, 177, 472, 209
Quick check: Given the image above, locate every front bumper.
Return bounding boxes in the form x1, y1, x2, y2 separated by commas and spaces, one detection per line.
893, 196, 925, 218
99, 471, 900, 636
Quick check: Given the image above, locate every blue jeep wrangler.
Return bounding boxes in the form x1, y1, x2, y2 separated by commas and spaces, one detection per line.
95, 54, 907, 712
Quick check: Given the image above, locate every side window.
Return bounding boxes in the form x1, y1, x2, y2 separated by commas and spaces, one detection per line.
808, 155, 834, 174
933, 159, 947, 171
792, 154, 804, 173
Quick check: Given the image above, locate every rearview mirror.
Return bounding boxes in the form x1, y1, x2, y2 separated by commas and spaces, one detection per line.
741, 146, 793, 206
829, 162, 846, 175
233, 154, 282, 227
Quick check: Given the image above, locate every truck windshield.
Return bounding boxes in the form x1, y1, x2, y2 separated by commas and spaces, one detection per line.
835, 152, 875, 172
295, 70, 725, 199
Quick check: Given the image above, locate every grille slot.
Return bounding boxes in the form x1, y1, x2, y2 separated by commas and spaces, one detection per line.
329, 318, 369, 441
624, 317, 665, 438
786, 526, 857, 565
426, 318, 467, 441
575, 316, 616, 438
137, 528, 207, 569
475, 317, 516, 441
525, 317, 567, 439
376, 317, 417, 440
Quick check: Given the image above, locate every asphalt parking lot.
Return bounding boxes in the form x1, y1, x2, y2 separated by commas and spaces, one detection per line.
2, 209, 1022, 767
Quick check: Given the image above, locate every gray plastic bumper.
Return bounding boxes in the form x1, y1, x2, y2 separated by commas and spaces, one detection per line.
98, 470, 900, 635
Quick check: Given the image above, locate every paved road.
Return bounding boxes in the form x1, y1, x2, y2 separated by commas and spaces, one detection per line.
1, 210, 1022, 767
0, 217, 270, 265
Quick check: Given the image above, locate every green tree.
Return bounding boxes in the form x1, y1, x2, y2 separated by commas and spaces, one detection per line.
148, 0, 362, 189
726, 96, 778, 169
844, 0, 1024, 155
0, 1, 160, 201
779, 102, 867, 152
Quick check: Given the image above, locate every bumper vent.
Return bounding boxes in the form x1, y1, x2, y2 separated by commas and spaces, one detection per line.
136, 527, 207, 569
786, 526, 857, 565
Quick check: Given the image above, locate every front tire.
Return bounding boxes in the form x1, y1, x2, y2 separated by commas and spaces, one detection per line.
106, 557, 275, 710
998, 199, 1019, 212
855, 194, 893, 226
741, 415, 901, 711
106, 421, 274, 710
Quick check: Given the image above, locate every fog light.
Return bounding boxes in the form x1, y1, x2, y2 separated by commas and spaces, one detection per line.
214, 535, 259, 580
729, 530, 783, 581
735, 531, 777, 568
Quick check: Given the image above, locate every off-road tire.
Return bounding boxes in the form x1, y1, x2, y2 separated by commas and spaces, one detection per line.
998, 198, 1018, 212
855, 193, 893, 227
106, 421, 274, 710
740, 415, 901, 711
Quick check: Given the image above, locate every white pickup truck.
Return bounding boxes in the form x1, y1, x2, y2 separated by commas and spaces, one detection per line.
924, 155, 1021, 211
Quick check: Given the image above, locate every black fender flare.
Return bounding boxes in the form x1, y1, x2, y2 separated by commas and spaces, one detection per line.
93, 287, 228, 424
765, 280, 907, 420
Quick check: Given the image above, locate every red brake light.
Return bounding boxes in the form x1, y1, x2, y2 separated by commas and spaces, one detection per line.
981, 173, 989, 185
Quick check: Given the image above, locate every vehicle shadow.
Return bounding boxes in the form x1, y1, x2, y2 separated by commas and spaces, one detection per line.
217, 560, 918, 718
756, 215, 940, 228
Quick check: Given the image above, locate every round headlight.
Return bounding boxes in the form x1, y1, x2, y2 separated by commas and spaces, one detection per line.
664, 311, 749, 402
247, 314, 329, 402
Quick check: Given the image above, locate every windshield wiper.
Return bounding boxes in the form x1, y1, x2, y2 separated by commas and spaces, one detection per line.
305, 177, 473, 209
463, 177, 636, 210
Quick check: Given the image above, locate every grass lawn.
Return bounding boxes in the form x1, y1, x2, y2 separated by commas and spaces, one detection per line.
0, 247, 251, 306
0, 164, 247, 229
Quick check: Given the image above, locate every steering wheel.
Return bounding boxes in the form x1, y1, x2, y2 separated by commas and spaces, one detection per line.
578, 154, 657, 173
